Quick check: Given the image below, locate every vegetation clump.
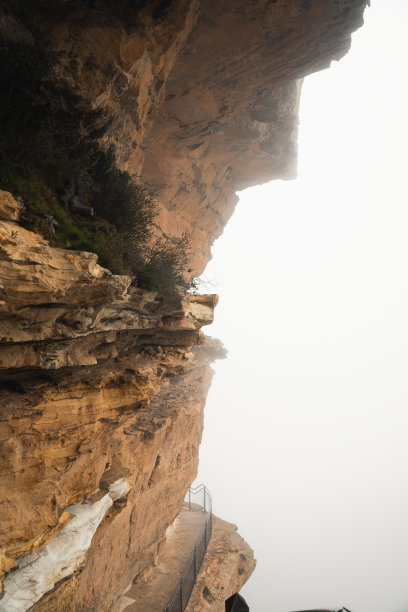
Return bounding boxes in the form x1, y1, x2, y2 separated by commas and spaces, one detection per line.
134, 233, 198, 294
0, 38, 195, 295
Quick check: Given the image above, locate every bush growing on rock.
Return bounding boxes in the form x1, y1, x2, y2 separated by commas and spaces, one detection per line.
0, 39, 195, 295
133, 233, 197, 295
90, 150, 157, 243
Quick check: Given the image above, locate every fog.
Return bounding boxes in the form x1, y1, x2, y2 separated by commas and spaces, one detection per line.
195, 2, 408, 611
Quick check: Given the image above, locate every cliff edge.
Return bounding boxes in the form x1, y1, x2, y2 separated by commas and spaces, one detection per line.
0, 1, 368, 610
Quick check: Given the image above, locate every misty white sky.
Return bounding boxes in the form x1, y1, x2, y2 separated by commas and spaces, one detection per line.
195, 2, 408, 611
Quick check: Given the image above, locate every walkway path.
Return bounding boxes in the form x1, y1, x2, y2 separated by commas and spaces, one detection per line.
119, 507, 207, 612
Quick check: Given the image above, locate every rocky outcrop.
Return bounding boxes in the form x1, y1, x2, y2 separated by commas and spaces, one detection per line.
186, 516, 256, 612
0, 190, 23, 222
1, 352, 220, 611
0, 1, 369, 609
0, 190, 216, 369
0, 193, 223, 609
11, 0, 368, 272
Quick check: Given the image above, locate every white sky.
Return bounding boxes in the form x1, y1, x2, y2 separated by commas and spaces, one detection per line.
195, 2, 408, 611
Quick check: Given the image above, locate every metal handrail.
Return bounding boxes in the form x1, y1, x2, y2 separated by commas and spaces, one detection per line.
289, 608, 353, 611
186, 483, 212, 512
164, 485, 213, 612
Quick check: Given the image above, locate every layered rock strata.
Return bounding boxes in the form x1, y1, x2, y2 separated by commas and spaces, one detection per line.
0, 192, 222, 610
0, 1, 370, 609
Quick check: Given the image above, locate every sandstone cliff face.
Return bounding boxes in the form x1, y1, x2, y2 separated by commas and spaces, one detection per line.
0, 1, 369, 610
0, 192, 221, 609
13, 0, 368, 273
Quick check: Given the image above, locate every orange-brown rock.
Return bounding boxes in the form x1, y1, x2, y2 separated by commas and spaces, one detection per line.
0, 2, 369, 609
140, 0, 368, 272
0, 325, 223, 609
24, 348, 220, 611
0, 192, 215, 369
186, 516, 256, 612
0, 196, 221, 609
0, 190, 23, 222
13, 1, 369, 273
113, 508, 255, 612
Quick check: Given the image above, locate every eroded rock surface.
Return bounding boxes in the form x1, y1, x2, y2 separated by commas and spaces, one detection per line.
0, 194, 222, 609
11, 0, 368, 272
185, 516, 256, 612
0, 1, 369, 609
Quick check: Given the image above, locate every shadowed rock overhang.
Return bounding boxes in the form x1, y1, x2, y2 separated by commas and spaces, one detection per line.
0, 1, 369, 610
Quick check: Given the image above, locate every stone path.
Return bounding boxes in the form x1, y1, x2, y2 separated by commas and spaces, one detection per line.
117, 507, 207, 612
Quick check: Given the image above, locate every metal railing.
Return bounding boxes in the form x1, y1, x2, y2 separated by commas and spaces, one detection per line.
289, 608, 353, 612
164, 485, 212, 612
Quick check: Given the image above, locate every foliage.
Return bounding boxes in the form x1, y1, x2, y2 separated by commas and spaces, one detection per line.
90, 150, 157, 243
0, 41, 104, 187
0, 39, 194, 294
133, 233, 197, 295
11, 170, 127, 274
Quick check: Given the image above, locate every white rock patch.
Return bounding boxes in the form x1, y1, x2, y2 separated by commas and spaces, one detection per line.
0, 478, 129, 611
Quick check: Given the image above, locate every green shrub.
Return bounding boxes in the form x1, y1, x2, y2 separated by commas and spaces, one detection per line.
0, 38, 194, 295
133, 233, 196, 295
90, 150, 157, 243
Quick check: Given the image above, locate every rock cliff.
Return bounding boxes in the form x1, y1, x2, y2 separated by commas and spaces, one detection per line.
0, 191, 222, 610
5, 0, 368, 273
0, 1, 368, 610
